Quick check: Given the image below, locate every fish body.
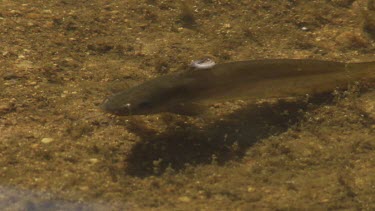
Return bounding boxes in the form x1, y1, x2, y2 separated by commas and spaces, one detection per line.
101, 59, 375, 116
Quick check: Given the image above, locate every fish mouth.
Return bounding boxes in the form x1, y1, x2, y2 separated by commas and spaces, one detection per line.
98, 98, 110, 111
99, 99, 132, 116
99, 98, 118, 114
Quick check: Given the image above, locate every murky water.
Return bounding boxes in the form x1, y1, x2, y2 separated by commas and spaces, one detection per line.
0, 0, 374, 210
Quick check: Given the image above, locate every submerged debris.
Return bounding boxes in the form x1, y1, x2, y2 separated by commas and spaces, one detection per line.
363, 0, 375, 38
180, 0, 196, 28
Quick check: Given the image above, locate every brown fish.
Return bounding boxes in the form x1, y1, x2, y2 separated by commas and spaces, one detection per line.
101, 59, 375, 116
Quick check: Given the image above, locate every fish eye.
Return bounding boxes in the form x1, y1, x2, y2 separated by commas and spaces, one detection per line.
138, 101, 152, 109
122, 103, 131, 109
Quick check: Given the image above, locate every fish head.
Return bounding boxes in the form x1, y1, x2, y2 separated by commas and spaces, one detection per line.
100, 87, 166, 116
100, 76, 189, 116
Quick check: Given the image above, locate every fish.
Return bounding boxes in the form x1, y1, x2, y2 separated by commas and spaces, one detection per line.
100, 59, 375, 116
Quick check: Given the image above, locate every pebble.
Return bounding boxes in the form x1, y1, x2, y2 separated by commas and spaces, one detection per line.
41, 138, 54, 144
89, 158, 99, 164
15, 60, 34, 70
247, 186, 256, 192
178, 196, 191, 202
79, 186, 90, 191
355, 91, 375, 120
0, 103, 12, 114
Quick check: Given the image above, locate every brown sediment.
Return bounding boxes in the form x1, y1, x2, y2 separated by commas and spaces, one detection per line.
1, 1, 375, 210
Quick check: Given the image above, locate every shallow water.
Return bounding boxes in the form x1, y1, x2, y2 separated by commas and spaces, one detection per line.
0, 0, 375, 210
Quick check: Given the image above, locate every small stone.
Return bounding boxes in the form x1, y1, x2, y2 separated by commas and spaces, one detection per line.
28, 81, 37, 85
79, 186, 90, 191
178, 196, 191, 202
43, 21, 54, 28
247, 186, 256, 192
15, 60, 34, 70
31, 144, 39, 149
223, 23, 231, 28
355, 91, 375, 120
0, 103, 12, 114
43, 10, 52, 14
89, 158, 99, 164
41, 138, 54, 144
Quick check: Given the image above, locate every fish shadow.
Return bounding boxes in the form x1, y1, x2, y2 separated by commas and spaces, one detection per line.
124, 94, 332, 177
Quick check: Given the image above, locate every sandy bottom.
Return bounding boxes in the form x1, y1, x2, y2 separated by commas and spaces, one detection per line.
0, 0, 375, 210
